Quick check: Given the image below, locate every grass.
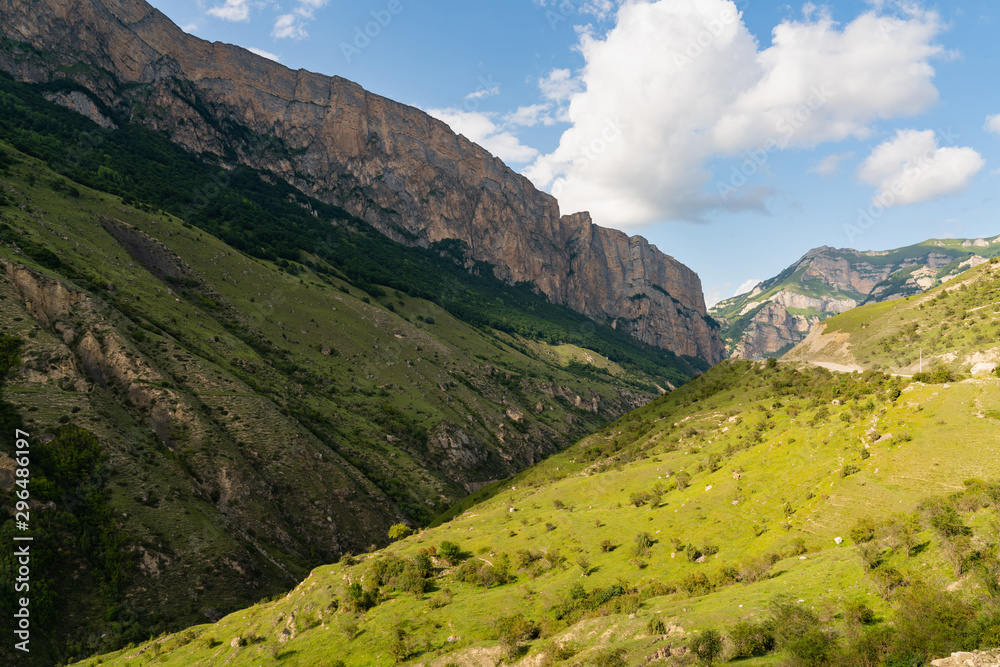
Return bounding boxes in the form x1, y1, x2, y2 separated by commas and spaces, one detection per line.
73, 360, 1000, 666
0, 142, 688, 663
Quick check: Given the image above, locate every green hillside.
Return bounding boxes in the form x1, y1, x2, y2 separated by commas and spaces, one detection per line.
75, 360, 1000, 666
787, 258, 1000, 376
0, 80, 705, 663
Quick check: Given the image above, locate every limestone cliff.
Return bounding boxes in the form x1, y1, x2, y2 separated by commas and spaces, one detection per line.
712, 240, 1000, 359
0, 0, 724, 363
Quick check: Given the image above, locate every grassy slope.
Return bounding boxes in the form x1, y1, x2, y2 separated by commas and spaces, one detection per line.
78, 360, 1000, 666
787, 259, 1000, 375
0, 144, 688, 662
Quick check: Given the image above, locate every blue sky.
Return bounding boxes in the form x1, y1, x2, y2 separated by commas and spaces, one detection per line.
149, 0, 1000, 307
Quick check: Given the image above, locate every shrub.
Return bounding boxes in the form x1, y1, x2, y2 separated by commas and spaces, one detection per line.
647, 618, 667, 635
679, 571, 712, 596
632, 532, 654, 557
768, 598, 837, 667
387, 523, 413, 541
690, 628, 724, 666
850, 517, 877, 544
738, 555, 773, 584
844, 600, 876, 626
590, 646, 628, 666
630, 491, 652, 507
439, 541, 465, 565
494, 613, 538, 660
600, 539, 616, 553
728, 619, 776, 658
890, 584, 975, 663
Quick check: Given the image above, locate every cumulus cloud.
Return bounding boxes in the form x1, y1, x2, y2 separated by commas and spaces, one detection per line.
986, 114, 1000, 135
426, 109, 540, 165
857, 129, 984, 206
207, 0, 252, 22
523, 0, 947, 226
246, 47, 280, 62
811, 152, 855, 176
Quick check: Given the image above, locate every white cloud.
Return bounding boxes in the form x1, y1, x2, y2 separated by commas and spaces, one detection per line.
427, 109, 540, 165
735, 279, 761, 296
811, 152, 855, 176
181, 23, 199, 33
857, 129, 984, 206
273, 0, 329, 40
523, 0, 947, 226
539, 69, 582, 102
246, 47, 281, 62
466, 87, 501, 101
207, 0, 252, 22
505, 104, 558, 128
273, 14, 306, 39
533, 0, 623, 21
985, 114, 1000, 135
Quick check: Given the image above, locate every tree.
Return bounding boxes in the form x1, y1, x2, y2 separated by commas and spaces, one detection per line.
387, 524, 413, 541
690, 628, 724, 667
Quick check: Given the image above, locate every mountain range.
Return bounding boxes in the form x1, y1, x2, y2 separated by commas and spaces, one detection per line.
710, 239, 1000, 359
0, 0, 998, 665
0, 0, 724, 365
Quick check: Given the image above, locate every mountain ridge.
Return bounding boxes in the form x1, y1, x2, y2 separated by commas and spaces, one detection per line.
711, 237, 1000, 359
0, 0, 724, 364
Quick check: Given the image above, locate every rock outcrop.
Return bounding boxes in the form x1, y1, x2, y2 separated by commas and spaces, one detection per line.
0, 0, 724, 363
930, 650, 1000, 667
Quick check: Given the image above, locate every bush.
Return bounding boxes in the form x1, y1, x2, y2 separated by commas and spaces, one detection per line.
632, 532, 654, 557
770, 598, 835, 666
590, 646, 628, 666
738, 555, 773, 584
647, 618, 667, 635
728, 619, 776, 658
890, 584, 975, 664
494, 613, 537, 660
690, 628, 724, 666
387, 523, 413, 541
850, 517, 877, 544
439, 541, 465, 565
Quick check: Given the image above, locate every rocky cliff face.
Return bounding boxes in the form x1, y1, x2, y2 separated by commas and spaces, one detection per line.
712, 241, 1000, 359
0, 0, 724, 363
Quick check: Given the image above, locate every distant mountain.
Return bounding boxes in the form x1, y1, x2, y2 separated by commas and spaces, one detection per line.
786, 256, 1000, 376
711, 238, 1000, 359
0, 0, 724, 364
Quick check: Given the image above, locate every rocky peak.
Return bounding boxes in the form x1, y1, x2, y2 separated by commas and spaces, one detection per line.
0, 0, 724, 364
